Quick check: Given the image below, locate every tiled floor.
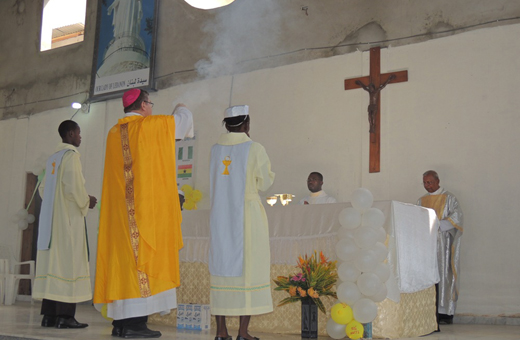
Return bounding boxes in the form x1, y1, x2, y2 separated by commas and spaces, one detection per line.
1, 302, 519, 340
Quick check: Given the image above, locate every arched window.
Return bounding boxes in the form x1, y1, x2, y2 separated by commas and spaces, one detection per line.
40, 0, 87, 51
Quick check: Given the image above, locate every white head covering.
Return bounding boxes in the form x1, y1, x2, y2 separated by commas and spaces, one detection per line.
224, 105, 249, 118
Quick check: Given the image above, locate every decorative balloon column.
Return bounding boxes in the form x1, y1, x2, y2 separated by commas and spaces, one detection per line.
327, 188, 390, 339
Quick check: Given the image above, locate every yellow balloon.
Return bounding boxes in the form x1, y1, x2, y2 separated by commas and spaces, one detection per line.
184, 200, 195, 210
181, 184, 193, 195
346, 320, 364, 340
330, 303, 353, 325
192, 190, 203, 202
101, 304, 113, 321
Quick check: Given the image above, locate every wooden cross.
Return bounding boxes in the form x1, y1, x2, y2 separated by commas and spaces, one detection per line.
344, 47, 408, 173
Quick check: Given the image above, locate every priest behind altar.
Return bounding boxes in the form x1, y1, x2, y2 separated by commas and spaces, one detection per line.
94, 89, 194, 338
417, 170, 463, 327
299, 172, 337, 204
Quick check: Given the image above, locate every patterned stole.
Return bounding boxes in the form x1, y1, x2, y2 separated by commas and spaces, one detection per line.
120, 123, 151, 298
421, 194, 447, 219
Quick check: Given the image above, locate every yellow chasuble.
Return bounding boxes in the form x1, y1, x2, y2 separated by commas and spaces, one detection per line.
420, 194, 446, 220
94, 115, 183, 304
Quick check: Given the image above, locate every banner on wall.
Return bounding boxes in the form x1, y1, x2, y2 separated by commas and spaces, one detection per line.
90, 0, 158, 100
176, 137, 196, 189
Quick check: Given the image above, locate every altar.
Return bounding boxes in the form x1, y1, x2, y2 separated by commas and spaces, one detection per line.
150, 201, 439, 338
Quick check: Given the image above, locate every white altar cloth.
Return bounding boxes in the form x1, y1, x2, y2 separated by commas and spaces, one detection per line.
179, 201, 439, 301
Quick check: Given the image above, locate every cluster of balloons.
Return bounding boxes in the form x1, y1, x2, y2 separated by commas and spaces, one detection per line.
13, 160, 47, 231
12, 208, 36, 231
180, 184, 202, 210
326, 188, 390, 339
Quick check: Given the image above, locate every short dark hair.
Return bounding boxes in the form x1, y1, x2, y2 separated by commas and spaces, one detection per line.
309, 172, 323, 181
58, 120, 79, 139
124, 90, 149, 113
223, 115, 250, 132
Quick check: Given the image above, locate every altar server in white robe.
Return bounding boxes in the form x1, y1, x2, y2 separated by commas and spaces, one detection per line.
34, 120, 97, 329
299, 172, 337, 204
417, 170, 463, 326
209, 105, 275, 340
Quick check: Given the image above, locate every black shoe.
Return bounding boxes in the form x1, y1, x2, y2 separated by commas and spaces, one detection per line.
112, 326, 123, 337
439, 314, 454, 324
55, 317, 88, 329
236, 336, 259, 340
121, 326, 161, 338
215, 337, 232, 340
41, 315, 57, 327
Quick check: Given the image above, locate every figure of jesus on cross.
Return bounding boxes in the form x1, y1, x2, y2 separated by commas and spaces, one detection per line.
355, 74, 396, 133
344, 47, 408, 173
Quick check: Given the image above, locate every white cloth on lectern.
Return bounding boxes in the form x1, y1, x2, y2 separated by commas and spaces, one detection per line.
391, 201, 440, 293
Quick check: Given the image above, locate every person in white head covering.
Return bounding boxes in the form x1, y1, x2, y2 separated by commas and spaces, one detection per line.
209, 105, 275, 340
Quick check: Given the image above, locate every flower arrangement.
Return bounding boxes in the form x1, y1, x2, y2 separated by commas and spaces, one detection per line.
273, 251, 338, 313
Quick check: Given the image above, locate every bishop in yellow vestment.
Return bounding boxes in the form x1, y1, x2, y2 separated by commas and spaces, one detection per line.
94, 89, 193, 338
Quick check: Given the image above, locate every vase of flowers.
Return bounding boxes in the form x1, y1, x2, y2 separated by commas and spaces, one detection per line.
273, 251, 338, 338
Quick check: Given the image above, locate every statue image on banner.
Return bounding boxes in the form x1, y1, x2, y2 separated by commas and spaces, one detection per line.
91, 0, 157, 97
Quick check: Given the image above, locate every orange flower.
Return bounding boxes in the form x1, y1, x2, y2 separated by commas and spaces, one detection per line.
320, 251, 328, 264
297, 287, 307, 297
298, 256, 305, 268
289, 286, 297, 297
308, 287, 319, 298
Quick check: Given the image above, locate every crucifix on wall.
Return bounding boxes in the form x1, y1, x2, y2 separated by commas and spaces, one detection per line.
344, 47, 408, 173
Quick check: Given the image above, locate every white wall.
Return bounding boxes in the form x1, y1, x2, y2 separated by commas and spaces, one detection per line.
1, 23, 520, 317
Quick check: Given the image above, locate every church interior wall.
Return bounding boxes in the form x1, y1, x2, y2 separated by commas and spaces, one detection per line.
2, 0, 520, 119
1, 19, 520, 319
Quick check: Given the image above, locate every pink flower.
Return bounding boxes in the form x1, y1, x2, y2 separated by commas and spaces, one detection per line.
291, 273, 303, 281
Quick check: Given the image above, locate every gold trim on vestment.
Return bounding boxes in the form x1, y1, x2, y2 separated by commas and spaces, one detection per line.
120, 123, 151, 298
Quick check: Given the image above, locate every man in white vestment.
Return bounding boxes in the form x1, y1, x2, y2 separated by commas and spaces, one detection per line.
299, 172, 337, 204
417, 170, 463, 327
33, 120, 97, 329
209, 105, 275, 340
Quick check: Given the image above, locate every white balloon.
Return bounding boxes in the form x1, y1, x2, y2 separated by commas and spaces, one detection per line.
31, 167, 44, 176
356, 272, 383, 297
375, 226, 387, 243
372, 242, 389, 262
338, 261, 361, 282
326, 318, 347, 339
337, 226, 354, 240
351, 188, 373, 212
337, 281, 362, 305
338, 208, 361, 230
353, 226, 378, 249
335, 237, 359, 262
362, 208, 385, 228
354, 249, 378, 272
16, 208, 28, 220
372, 262, 390, 282
27, 214, 36, 224
369, 283, 388, 303
17, 219, 29, 230
353, 298, 378, 323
